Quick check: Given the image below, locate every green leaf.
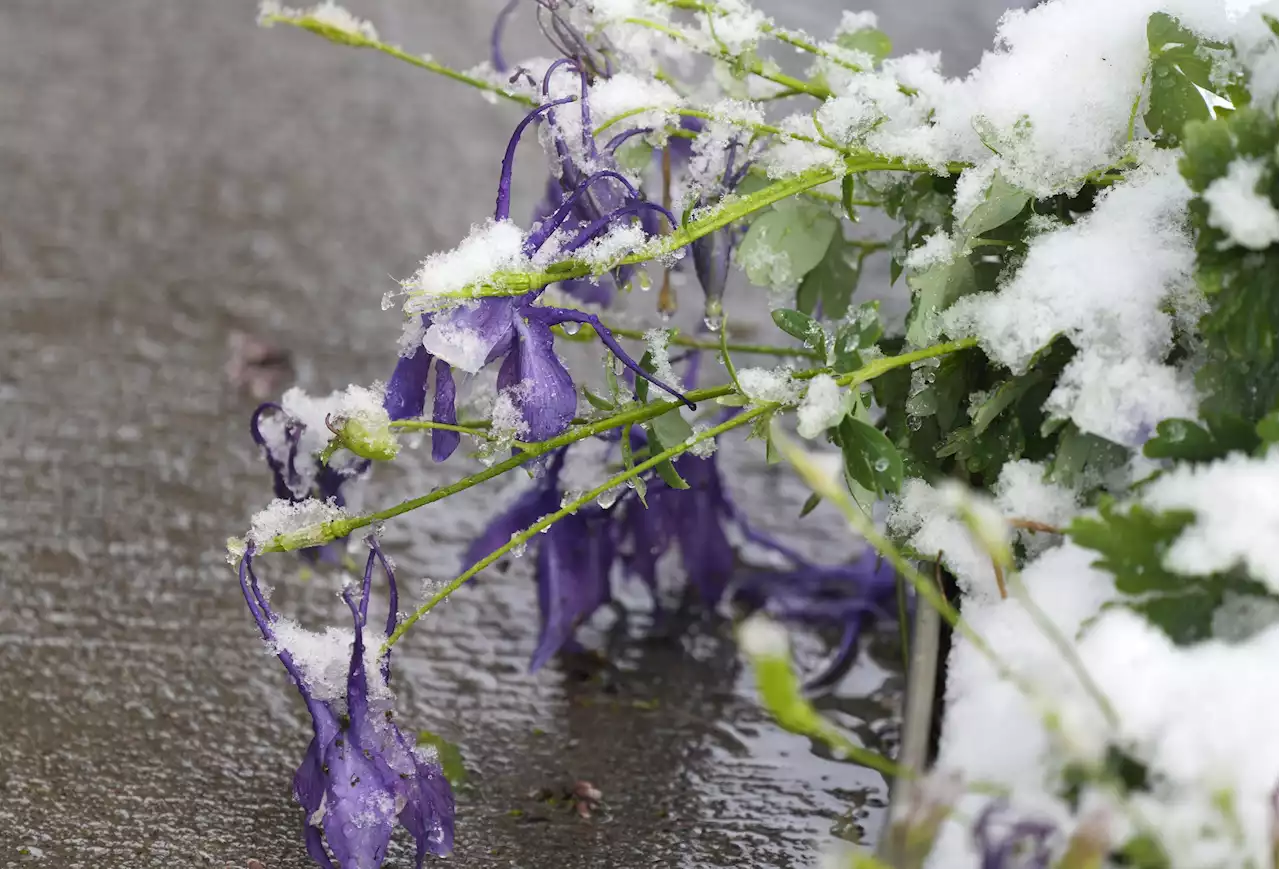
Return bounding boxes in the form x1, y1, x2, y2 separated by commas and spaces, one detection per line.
959, 171, 1030, 239
613, 140, 654, 173
619, 423, 646, 505
737, 204, 839, 288
1257, 410, 1279, 444
1069, 500, 1275, 644
797, 232, 861, 320
771, 308, 827, 357
417, 730, 467, 785
1144, 12, 1220, 146
582, 386, 616, 412
799, 491, 822, 518
836, 416, 904, 497
905, 256, 976, 346
832, 302, 883, 374
834, 27, 893, 64
646, 407, 693, 490
1048, 424, 1130, 493
1143, 414, 1260, 463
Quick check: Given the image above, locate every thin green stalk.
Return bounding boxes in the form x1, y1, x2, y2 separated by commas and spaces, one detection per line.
594, 106, 830, 151
383, 404, 771, 649
605, 324, 823, 359
258, 338, 974, 554
620, 16, 830, 98
389, 419, 535, 452
651, 0, 867, 75
261, 13, 537, 107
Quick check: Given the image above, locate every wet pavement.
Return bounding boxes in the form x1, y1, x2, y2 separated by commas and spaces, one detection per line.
0, 1, 1010, 865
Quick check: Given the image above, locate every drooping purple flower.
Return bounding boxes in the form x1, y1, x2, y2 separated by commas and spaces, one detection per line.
240, 539, 455, 868
462, 424, 898, 678
972, 802, 1058, 869
405, 68, 692, 448
382, 314, 461, 463
461, 449, 615, 670
250, 402, 371, 564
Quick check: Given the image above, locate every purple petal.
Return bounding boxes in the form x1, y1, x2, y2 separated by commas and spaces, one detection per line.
425, 297, 518, 373
431, 360, 460, 462
383, 333, 434, 421
392, 727, 457, 862
530, 510, 615, 671
496, 315, 577, 443
462, 482, 559, 571
490, 0, 520, 72
495, 97, 576, 221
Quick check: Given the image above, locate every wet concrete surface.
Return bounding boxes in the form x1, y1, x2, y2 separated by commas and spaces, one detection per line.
0, 1, 1011, 865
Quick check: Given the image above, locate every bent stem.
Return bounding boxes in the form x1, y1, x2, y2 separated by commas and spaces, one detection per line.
256, 339, 976, 554
383, 404, 773, 650
260, 12, 538, 107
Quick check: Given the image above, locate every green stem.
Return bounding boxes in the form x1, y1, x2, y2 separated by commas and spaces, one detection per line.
653, 0, 866, 75
619, 16, 830, 98
383, 404, 771, 650
595, 106, 829, 152
605, 324, 823, 359
261, 14, 537, 108
258, 338, 974, 554
389, 419, 534, 452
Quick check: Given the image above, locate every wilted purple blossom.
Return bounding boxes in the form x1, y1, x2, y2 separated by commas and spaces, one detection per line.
972, 801, 1057, 869
463, 432, 898, 678
239, 539, 455, 867
250, 402, 370, 564
394, 61, 692, 448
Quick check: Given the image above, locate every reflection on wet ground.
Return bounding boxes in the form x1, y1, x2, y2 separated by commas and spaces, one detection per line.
0, 0, 1008, 864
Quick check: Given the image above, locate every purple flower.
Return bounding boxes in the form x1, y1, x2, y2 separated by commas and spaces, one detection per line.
250, 402, 370, 564
462, 449, 616, 670
400, 67, 693, 448
383, 314, 461, 463
463, 430, 898, 678
972, 802, 1057, 869
729, 548, 898, 692
239, 539, 455, 868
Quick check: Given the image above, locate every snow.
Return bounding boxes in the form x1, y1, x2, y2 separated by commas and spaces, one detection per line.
795, 374, 845, 438
701, 0, 769, 56
761, 114, 844, 179
591, 73, 683, 135
736, 367, 801, 404
403, 219, 527, 308
577, 222, 648, 269
1202, 158, 1280, 250
258, 0, 378, 41
685, 422, 718, 457
903, 229, 956, 271
738, 613, 790, 658
489, 386, 530, 441
992, 460, 1078, 555
247, 497, 349, 548
270, 615, 391, 704
643, 328, 679, 392
421, 318, 494, 375
1143, 448, 1280, 591
944, 155, 1198, 444
1045, 351, 1199, 447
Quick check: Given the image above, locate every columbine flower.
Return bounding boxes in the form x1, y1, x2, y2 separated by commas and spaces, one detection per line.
461, 448, 616, 670
395, 59, 693, 447
239, 538, 455, 867
972, 801, 1057, 869
250, 402, 370, 564
464, 429, 898, 678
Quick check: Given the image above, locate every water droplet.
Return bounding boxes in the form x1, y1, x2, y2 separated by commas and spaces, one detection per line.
637, 271, 652, 291
1165, 421, 1186, 442
703, 314, 723, 332
873, 457, 890, 472
509, 540, 528, 558
595, 487, 620, 509
561, 321, 582, 336
908, 416, 923, 432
